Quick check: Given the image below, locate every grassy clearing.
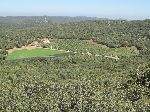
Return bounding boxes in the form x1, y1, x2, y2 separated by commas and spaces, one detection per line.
6, 48, 65, 60
6, 39, 139, 60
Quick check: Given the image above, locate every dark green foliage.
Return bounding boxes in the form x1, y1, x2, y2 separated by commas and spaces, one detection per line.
0, 17, 150, 54
136, 70, 150, 88
0, 49, 8, 60
126, 90, 141, 102
0, 55, 150, 111
0, 17, 150, 111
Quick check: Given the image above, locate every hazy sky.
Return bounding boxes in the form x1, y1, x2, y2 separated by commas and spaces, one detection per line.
0, 0, 150, 20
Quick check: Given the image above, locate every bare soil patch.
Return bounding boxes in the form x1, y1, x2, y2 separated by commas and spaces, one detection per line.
6, 38, 50, 54
84, 39, 108, 48
7, 45, 42, 54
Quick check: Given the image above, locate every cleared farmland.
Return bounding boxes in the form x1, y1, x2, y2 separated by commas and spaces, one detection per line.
6, 48, 65, 60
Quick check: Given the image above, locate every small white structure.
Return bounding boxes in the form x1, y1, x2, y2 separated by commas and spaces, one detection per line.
95, 54, 101, 57
50, 46, 53, 49
30, 41, 40, 47
41, 38, 50, 44
86, 52, 92, 56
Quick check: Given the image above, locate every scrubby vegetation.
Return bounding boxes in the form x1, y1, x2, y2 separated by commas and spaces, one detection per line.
46, 39, 139, 57
0, 17, 150, 111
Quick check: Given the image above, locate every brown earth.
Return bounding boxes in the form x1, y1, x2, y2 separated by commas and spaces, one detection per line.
84, 39, 108, 48
7, 45, 42, 53
6, 38, 50, 54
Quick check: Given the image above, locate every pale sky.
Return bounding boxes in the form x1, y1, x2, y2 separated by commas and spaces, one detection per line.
0, 0, 150, 20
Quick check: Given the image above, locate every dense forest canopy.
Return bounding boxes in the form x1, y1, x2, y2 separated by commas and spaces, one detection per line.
0, 17, 150, 50
0, 16, 150, 111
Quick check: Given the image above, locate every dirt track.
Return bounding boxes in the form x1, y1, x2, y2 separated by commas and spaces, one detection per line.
7, 45, 42, 53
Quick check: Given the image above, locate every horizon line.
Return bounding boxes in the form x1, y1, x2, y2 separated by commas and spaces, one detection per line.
0, 15, 149, 21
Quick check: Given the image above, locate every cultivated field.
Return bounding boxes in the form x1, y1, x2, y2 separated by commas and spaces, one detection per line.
6, 48, 65, 60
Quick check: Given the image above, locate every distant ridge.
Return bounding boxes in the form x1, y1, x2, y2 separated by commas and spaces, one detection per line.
0, 16, 108, 24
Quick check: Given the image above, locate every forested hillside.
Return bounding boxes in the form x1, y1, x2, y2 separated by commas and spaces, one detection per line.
0, 17, 150, 111
0, 18, 150, 51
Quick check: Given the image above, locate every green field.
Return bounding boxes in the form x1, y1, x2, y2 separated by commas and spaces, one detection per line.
6, 39, 139, 60
6, 48, 65, 60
